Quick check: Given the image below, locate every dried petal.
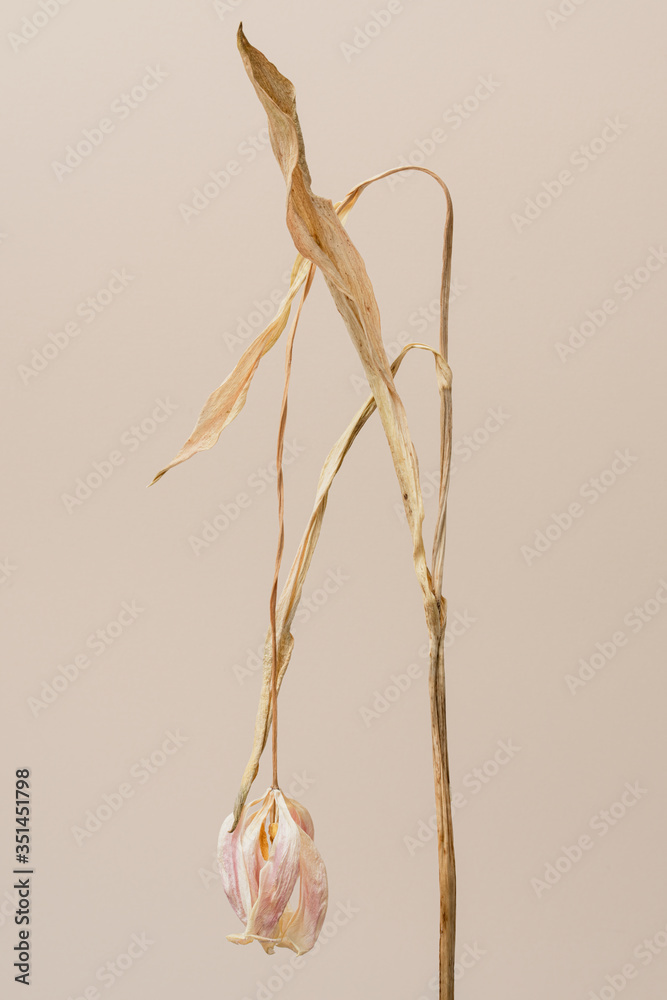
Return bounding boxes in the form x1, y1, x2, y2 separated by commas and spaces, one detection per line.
240, 791, 274, 900
284, 795, 315, 839
243, 791, 301, 947
278, 826, 328, 955
217, 792, 265, 923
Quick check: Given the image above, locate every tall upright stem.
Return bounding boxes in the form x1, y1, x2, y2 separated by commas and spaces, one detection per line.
430, 623, 456, 999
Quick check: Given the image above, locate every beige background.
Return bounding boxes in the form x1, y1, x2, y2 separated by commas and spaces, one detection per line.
2, 1, 667, 998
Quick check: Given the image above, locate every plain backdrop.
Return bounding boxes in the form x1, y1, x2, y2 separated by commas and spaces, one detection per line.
1, 2, 666, 998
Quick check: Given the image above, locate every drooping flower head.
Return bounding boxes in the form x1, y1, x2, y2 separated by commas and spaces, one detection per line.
218, 787, 328, 955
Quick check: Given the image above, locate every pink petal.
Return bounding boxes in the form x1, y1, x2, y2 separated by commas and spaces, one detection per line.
244, 791, 301, 945
278, 826, 328, 955
217, 792, 265, 923
285, 795, 315, 839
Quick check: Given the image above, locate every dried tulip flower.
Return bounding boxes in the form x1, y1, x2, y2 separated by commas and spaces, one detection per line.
152, 22, 457, 1000
218, 787, 328, 955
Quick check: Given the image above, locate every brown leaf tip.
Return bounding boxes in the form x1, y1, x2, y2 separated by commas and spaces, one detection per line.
147, 469, 167, 488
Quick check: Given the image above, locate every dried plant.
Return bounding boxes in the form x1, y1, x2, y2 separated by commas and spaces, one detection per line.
152, 25, 456, 999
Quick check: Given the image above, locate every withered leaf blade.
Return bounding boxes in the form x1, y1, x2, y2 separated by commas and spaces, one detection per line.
237, 25, 438, 625
148, 255, 311, 486
148, 195, 363, 489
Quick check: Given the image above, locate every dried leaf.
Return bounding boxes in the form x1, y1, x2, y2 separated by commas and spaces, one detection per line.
149, 198, 359, 488
237, 26, 440, 628
149, 255, 312, 486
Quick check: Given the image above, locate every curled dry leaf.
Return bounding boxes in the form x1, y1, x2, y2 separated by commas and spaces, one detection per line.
149, 202, 357, 488
237, 27, 436, 623
148, 254, 312, 486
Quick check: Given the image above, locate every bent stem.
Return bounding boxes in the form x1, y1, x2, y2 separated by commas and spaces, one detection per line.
268, 263, 316, 801
345, 169, 456, 1000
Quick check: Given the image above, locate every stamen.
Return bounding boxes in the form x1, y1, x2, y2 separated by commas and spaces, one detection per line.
259, 823, 270, 860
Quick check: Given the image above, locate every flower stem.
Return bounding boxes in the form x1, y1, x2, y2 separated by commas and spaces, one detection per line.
269, 271, 315, 794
